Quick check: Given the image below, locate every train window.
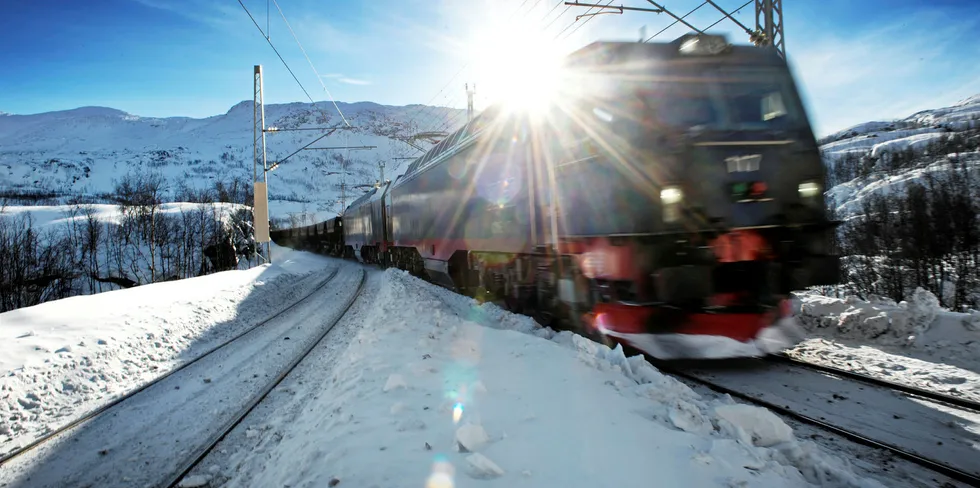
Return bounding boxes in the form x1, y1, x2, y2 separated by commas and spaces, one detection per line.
713, 68, 802, 128
762, 92, 788, 121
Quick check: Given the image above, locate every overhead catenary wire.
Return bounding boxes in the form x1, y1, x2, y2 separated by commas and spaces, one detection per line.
645, 0, 752, 42
643, 1, 708, 42
271, 0, 352, 127
560, 0, 616, 40
398, 0, 551, 154
236, 0, 335, 125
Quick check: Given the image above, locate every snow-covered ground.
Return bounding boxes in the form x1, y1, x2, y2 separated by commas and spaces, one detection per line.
683, 359, 980, 483
182, 268, 895, 488
5, 247, 918, 488
0, 202, 246, 229
790, 290, 980, 403
0, 243, 334, 452
0, 101, 459, 222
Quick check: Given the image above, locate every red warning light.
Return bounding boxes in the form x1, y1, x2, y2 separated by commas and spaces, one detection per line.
750, 181, 767, 196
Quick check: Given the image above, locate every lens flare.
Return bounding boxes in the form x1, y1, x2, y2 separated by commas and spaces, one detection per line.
426, 456, 455, 488
453, 402, 464, 424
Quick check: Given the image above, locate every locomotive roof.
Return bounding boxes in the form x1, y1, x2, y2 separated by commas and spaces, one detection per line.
346, 187, 377, 210
398, 105, 502, 181
566, 37, 786, 68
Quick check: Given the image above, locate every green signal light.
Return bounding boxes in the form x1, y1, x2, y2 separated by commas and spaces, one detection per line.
732, 182, 748, 196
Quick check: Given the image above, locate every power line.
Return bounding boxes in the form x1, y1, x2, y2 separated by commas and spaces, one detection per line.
399, 0, 591, 160
643, 1, 708, 42
236, 0, 334, 124
271, 0, 352, 127
402, 0, 552, 137
700, 0, 753, 32
560, 0, 617, 40
540, 0, 565, 23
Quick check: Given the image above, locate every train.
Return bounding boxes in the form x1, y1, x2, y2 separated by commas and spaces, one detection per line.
270, 34, 840, 360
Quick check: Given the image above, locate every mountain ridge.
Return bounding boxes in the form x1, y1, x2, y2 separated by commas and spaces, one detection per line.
0, 100, 464, 224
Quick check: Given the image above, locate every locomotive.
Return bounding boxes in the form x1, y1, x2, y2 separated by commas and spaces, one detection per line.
271, 34, 839, 360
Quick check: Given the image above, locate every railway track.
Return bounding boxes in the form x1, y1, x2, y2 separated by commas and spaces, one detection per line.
769, 353, 980, 412
652, 357, 980, 487
0, 266, 343, 468
164, 268, 367, 488
0, 266, 365, 488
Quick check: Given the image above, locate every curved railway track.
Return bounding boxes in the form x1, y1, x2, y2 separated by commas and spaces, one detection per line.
651, 356, 980, 487
163, 268, 367, 488
0, 265, 344, 472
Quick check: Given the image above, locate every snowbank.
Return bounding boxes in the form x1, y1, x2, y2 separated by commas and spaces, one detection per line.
211, 269, 884, 488
791, 290, 980, 401
0, 244, 334, 451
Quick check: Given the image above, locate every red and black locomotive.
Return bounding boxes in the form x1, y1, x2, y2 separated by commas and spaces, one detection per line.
271, 34, 839, 359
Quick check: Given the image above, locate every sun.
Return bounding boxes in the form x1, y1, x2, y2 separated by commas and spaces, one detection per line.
469, 21, 567, 116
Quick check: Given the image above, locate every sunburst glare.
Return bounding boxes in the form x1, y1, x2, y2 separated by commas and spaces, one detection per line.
468, 18, 567, 116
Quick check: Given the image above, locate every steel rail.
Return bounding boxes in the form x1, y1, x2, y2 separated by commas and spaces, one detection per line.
163, 268, 367, 488
768, 353, 980, 412
654, 361, 980, 486
0, 266, 342, 466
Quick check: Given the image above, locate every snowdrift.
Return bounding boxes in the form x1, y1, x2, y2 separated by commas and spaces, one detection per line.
791, 290, 980, 402
0, 245, 334, 451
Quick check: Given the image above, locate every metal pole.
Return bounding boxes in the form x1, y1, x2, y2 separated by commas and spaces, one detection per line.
253, 66, 261, 266
260, 67, 271, 263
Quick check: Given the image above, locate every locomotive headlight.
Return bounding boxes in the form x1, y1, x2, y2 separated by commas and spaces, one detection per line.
661, 186, 683, 223
798, 181, 821, 198
660, 186, 683, 205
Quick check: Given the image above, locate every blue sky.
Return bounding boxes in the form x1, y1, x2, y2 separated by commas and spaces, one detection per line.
1, 0, 978, 136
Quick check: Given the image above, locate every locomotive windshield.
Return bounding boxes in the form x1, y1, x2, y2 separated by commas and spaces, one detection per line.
585, 67, 805, 133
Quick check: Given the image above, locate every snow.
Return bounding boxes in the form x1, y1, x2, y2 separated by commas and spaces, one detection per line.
0, 243, 334, 452
826, 156, 980, 217
188, 267, 887, 488
684, 357, 980, 482
790, 290, 980, 403
0, 256, 365, 488
714, 404, 795, 448
2, 245, 968, 487
0, 100, 462, 222
819, 93, 980, 219
1, 202, 246, 228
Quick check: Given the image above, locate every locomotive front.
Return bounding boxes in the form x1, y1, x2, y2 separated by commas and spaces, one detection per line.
549, 35, 839, 359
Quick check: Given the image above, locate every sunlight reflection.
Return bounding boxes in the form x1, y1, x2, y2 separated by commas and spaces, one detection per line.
425, 455, 455, 488
453, 402, 464, 424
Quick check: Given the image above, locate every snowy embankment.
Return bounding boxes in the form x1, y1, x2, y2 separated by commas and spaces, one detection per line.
790, 290, 980, 402
202, 268, 883, 488
0, 244, 333, 451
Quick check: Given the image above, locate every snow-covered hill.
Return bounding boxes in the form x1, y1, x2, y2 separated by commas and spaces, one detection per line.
818, 94, 980, 218
0, 101, 463, 223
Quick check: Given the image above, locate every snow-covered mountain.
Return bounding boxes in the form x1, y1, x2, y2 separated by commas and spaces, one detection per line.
818, 94, 980, 218
0, 101, 464, 223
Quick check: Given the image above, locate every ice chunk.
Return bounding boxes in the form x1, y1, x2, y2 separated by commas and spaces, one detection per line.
383, 374, 407, 392
668, 401, 710, 435
177, 474, 211, 487
714, 404, 793, 447
465, 453, 504, 479
455, 424, 489, 452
